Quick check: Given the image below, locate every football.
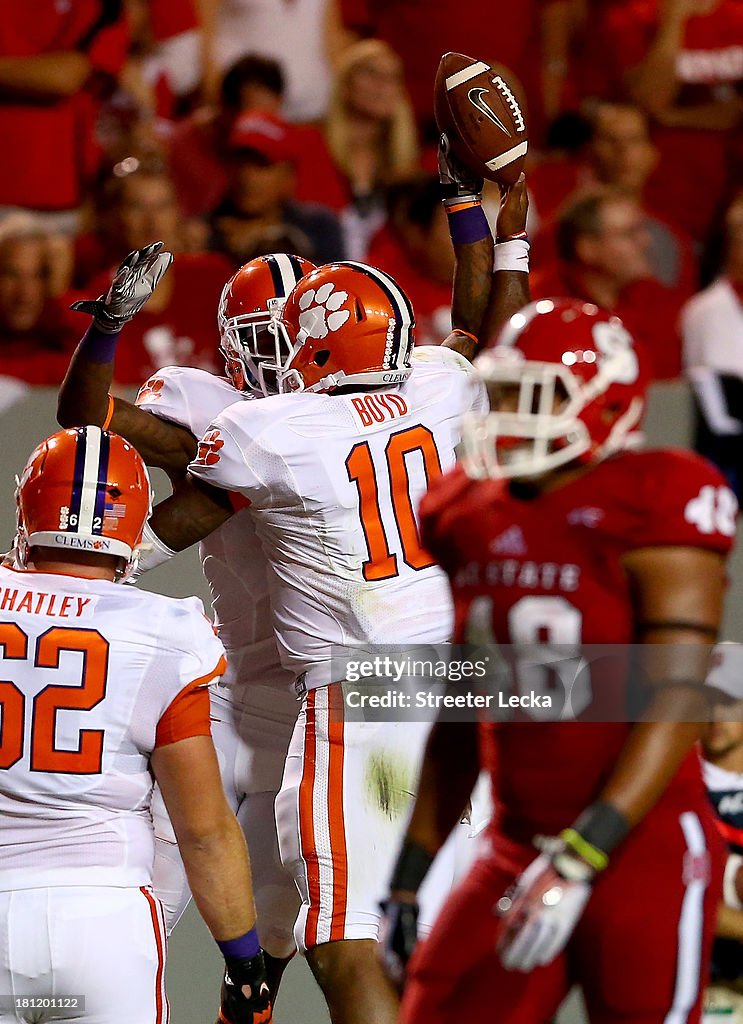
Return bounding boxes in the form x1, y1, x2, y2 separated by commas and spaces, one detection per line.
434, 52, 528, 188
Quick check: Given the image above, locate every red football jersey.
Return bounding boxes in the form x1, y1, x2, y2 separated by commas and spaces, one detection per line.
421, 448, 736, 845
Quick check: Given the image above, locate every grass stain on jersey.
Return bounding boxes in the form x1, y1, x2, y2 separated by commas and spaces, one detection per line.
365, 751, 413, 821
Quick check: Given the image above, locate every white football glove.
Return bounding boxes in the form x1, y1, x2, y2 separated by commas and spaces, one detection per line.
70, 241, 173, 334
496, 842, 594, 972
438, 132, 484, 209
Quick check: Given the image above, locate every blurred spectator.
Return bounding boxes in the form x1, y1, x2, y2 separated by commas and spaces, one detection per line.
367, 177, 453, 345
199, 0, 352, 122
0, 1, 129, 231
324, 39, 419, 258
532, 188, 685, 379
122, 0, 201, 117
341, 0, 571, 136
75, 159, 182, 286
168, 55, 344, 219
700, 652, 743, 1017
69, 166, 232, 384
97, 0, 202, 163
210, 111, 345, 266
0, 224, 79, 388
526, 111, 594, 231
683, 194, 743, 495
531, 102, 697, 296
594, 0, 743, 241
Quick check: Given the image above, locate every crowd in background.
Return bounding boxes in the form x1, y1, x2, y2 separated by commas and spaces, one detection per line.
1, 0, 743, 475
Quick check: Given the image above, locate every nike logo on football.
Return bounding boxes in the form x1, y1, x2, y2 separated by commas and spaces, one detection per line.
467, 88, 511, 136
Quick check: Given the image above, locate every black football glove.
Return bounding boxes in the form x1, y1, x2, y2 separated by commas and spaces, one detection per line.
437, 132, 484, 210
378, 898, 420, 987
217, 951, 273, 1024
70, 241, 173, 334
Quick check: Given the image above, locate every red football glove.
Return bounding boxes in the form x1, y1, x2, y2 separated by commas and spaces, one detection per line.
496, 841, 594, 972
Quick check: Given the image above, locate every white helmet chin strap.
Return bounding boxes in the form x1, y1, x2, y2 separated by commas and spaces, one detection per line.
271, 323, 414, 394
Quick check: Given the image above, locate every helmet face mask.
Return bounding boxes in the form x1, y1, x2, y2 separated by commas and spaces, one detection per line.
217, 254, 317, 396
219, 300, 292, 395
14, 427, 152, 583
460, 300, 647, 482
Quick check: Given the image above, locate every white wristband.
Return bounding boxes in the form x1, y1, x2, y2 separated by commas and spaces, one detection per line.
493, 238, 530, 274
134, 521, 177, 575
723, 852, 743, 910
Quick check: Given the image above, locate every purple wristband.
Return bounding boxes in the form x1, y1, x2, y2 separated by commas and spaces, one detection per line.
446, 205, 490, 246
78, 324, 121, 364
217, 928, 260, 960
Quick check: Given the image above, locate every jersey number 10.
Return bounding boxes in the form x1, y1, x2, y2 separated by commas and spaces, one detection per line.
346, 425, 443, 581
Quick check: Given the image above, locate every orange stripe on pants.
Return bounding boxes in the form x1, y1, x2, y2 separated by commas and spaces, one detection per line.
298, 690, 321, 948
141, 886, 167, 1023
327, 685, 348, 941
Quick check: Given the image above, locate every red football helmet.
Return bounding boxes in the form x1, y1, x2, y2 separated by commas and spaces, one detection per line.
460, 299, 648, 480
273, 261, 416, 393
218, 253, 316, 395
15, 426, 152, 581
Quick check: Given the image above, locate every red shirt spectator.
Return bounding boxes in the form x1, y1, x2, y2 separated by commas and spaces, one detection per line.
170, 114, 347, 218
534, 187, 685, 380
367, 177, 454, 346
368, 228, 452, 346
0, 1, 129, 214
124, 0, 201, 121
532, 262, 684, 379
341, 0, 564, 133
530, 103, 698, 299
0, 232, 79, 385
594, 0, 743, 240
76, 253, 232, 385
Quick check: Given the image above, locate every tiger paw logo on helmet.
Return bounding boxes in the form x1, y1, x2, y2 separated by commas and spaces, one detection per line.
196, 429, 224, 466
297, 283, 350, 340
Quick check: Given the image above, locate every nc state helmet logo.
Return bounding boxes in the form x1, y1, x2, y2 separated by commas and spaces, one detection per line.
196, 429, 224, 466
297, 283, 350, 340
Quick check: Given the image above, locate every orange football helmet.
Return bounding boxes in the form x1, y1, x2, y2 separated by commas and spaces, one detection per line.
273, 261, 416, 393
15, 426, 152, 581
218, 253, 316, 395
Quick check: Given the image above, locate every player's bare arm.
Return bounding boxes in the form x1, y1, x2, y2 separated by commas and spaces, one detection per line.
152, 733, 273, 1022
600, 546, 727, 826
435, 54, 531, 361
498, 547, 728, 974
380, 719, 480, 986
717, 903, 743, 941
395, 720, 480, 889
152, 734, 257, 939
443, 174, 530, 361
149, 474, 235, 552
57, 243, 197, 478
481, 177, 531, 342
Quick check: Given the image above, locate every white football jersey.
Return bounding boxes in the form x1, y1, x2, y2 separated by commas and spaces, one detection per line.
0, 565, 225, 890
136, 367, 291, 688
189, 347, 488, 688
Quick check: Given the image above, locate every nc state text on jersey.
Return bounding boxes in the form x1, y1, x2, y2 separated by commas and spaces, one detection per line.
454, 559, 581, 591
